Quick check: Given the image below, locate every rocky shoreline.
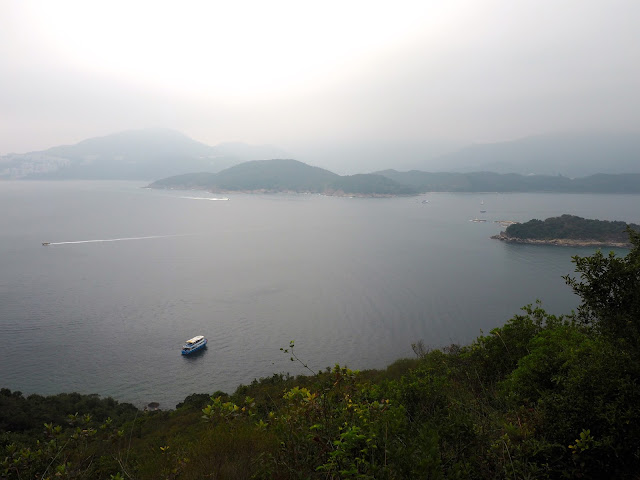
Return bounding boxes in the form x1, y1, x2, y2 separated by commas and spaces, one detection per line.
153, 185, 397, 198
210, 189, 395, 198
491, 231, 631, 248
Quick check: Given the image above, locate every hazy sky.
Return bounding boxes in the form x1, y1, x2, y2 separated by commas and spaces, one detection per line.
2, 0, 639, 165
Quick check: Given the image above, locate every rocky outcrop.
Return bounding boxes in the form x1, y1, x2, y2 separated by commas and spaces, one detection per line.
491, 231, 631, 248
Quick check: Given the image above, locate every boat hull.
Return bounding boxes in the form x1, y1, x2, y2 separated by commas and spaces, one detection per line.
181, 338, 207, 355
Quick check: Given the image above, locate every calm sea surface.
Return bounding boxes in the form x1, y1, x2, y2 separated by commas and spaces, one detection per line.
1, 181, 638, 408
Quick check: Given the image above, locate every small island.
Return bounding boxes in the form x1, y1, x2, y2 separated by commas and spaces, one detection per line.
492, 214, 639, 247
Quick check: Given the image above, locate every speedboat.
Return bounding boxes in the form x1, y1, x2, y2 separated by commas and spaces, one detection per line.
181, 335, 207, 355
42, 242, 50, 246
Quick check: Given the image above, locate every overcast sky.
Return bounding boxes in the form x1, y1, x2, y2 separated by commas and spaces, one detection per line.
2, 0, 639, 169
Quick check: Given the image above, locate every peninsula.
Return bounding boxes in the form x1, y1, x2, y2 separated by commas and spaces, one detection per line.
148, 159, 418, 196
491, 214, 639, 247
148, 159, 640, 197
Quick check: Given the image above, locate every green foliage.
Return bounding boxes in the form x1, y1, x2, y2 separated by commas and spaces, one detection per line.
505, 214, 639, 242
461, 301, 566, 385
259, 364, 408, 479
564, 227, 640, 347
175, 392, 214, 410
502, 325, 640, 478
0, 390, 137, 433
0, 396, 135, 479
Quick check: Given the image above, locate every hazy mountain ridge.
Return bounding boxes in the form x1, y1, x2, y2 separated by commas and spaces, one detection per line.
3, 129, 640, 182
376, 170, 640, 193
0, 129, 287, 180
429, 132, 640, 176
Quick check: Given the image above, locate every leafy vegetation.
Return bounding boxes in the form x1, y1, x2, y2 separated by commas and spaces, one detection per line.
504, 214, 640, 242
2, 232, 640, 479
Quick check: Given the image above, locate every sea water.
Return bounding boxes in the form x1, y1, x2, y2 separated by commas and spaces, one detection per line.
1, 181, 638, 408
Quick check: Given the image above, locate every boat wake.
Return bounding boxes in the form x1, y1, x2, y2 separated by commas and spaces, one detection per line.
179, 196, 229, 201
44, 234, 191, 246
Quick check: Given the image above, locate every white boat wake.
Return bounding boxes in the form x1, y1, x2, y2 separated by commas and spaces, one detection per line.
44, 234, 191, 246
179, 196, 229, 201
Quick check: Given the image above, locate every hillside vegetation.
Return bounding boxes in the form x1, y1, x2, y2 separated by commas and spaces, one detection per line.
375, 170, 640, 193
2, 230, 640, 479
7, 128, 639, 191
150, 159, 418, 196
503, 215, 640, 243
150, 161, 640, 196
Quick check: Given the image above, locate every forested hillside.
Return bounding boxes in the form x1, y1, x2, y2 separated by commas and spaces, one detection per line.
504, 214, 640, 242
150, 159, 418, 195
150, 160, 640, 196
375, 170, 640, 193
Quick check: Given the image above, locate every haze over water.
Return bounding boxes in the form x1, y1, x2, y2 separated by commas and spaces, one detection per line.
1, 181, 638, 408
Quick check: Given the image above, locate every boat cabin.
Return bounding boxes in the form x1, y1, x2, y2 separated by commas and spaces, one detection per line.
181, 335, 207, 355
185, 335, 204, 345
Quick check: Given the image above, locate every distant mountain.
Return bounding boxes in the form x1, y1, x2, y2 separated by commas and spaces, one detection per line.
0, 129, 288, 180
149, 159, 418, 196
330, 174, 417, 196
152, 162, 639, 195
428, 132, 640, 177
211, 159, 339, 192
375, 170, 640, 193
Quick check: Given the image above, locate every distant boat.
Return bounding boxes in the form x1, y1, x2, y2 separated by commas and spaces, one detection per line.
181, 335, 207, 355
42, 242, 50, 246
480, 210, 487, 213
469, 218, 487, 223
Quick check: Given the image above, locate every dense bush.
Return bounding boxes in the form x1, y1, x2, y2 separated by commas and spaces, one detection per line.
505, 214, 639, 242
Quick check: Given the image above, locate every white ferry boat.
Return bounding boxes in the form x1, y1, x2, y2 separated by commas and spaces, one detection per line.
181, 335, 207, 355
